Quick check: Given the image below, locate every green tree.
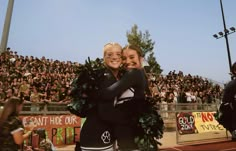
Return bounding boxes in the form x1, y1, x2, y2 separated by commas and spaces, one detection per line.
126, 24, 162, 74
147, 52, 162, 74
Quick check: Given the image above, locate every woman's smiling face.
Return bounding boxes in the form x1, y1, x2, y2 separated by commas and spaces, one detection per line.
122, 48, 142, 70
103, 44, 122, 70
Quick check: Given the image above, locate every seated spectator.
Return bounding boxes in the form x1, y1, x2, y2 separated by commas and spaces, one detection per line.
50, 89, 59, 103
32, 128, 56, 151
58, 87, 69, 103
30, 86, 41, 112
18, 78, 30, 96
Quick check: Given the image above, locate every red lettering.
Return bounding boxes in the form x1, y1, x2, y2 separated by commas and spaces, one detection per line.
201, 112, 213, 122
201, 112, 208, 122
207, 112, 213, 121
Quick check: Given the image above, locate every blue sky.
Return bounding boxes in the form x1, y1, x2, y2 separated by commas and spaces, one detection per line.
0, 0, 236, 84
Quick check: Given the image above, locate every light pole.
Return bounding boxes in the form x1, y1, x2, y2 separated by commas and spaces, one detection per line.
213, 0, 235, 79
0, 0, 14, 54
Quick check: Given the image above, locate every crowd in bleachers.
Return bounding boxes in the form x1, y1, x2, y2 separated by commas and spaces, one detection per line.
0, 48, 81, 110
148, 71, 223, 105
0, 48, 223, 111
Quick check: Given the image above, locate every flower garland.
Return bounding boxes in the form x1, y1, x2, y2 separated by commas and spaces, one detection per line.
67, 57, 106, 117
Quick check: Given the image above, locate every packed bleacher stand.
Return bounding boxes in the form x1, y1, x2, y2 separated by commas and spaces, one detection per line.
148, 70, 223, 104
0, 48, 223, 112
0, 48, 80, 111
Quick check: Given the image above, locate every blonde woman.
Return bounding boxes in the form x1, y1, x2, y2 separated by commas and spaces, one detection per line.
79, 42, 122, 151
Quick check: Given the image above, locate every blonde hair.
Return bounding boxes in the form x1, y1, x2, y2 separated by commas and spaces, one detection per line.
103, 42, 122, 57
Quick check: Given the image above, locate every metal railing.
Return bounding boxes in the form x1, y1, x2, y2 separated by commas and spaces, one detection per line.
0, 102, 69, 115
0, 101, 219, 116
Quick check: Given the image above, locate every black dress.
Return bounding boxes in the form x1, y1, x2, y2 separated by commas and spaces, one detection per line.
79, 68, 119, 150
98, 68, 148, 150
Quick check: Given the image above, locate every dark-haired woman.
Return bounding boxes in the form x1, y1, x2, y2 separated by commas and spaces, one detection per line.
0, 97, 36, 151
99, 45, 150, 150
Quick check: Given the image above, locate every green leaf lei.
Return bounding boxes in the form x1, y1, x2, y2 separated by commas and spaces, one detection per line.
67, 57, 106, 117
135, 96, 165, 151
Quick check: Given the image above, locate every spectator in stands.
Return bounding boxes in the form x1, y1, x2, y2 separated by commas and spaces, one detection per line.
0, 97, 36, 150
149, 80, 159, 97
21, 88, 31, 102
58, 87, 68, 103
35, 128, 56, 151
30, 86, 41, 112
0, 88, 5, 102
11, 77, 19, 89
185, 88, 192, 103
18, 78, 30, 96
50, 89, 59, 103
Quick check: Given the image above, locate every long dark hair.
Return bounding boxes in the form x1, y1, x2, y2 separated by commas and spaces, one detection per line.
0, 97, 23, 127
122, 44, 151, 96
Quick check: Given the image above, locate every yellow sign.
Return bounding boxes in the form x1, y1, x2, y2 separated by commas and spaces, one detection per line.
192, 112, 225, 133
